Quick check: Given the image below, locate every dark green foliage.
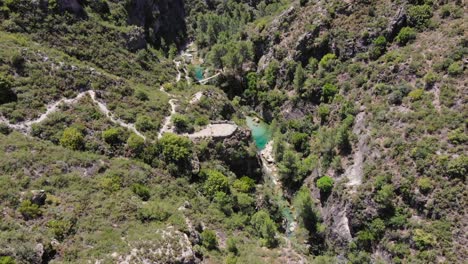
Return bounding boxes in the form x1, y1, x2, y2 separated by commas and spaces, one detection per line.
47, 219, 72, 241
396, 27, 417, 45
172, 114, 192, 133
158, 133, 192, 163
137, 202, 171, 222
291, 132, 309, 152
202, 169, 229, 197
251, 210, 277, 248
446, 155, 467, 179
0, 74, 16, 104
265, 60, 279, 87
233, 176, 255, 193
369, 36, 387, 59
60, 127, 84, 150
18, 200, 42, 220
0, 256, 15, 264
316, 176, 334, 193
447, 62, 463, 76
201, 230, 218, 250
102, 127, 122, 145
135, 115, 156, 132
126, 134, 145, 155
319, 53, 337, 70
321, 83, 338, 103
408, 5, 433, 29
131, 183, 150, 201
294, 63, 306, 93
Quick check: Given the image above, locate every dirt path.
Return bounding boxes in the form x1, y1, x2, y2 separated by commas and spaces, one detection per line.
157, 99, 178, 139
1, 42, 236, 142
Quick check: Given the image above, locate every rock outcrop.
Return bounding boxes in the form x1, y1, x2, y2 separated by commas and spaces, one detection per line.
126, 0, 187, 48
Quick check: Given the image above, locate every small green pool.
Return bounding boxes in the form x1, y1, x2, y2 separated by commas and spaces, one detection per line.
246, 116, 272, 150
194, 66, 204, 81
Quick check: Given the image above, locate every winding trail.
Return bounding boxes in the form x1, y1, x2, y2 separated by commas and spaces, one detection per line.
0, 42, 236, 141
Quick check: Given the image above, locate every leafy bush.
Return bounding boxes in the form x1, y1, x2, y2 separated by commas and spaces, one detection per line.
319, 53, 337, 70
413, 229, 436, 249
233, 176, 255, 193
0, 74, 16, 104
447, 62, 463, 76
102, 128, 122, 145
369, 36, 387, 59
203, 169, 229, 197
158, 133, 192, 163
448, 128, 467, 145
18, 200, 42, 220
408, 5, 433, 29
0, 256, 15, 264
135, 115, 156, 131
417, 177, 432, 194
60, 127, 84, 150
424, 71, 438, 87
47, 220, 72, 240
446, 155, 467, 179
408, 89, 424, 101
251, 210, 277, 248
201, 230, 218, 250
172, 114, 191, 133
126, 134, 145, 155
316, 176, 334, 193
137, 202, 171, 222
396, 27, 417, 45
131, 183, 150, 201
321, 83, 338, 103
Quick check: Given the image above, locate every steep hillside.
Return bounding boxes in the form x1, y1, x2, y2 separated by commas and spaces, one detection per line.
0, 0, 466, 264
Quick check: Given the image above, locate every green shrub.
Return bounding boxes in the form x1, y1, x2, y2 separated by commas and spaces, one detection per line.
408, 89, 424, 101
413, 229, 436, 249
158, 133, 193, 163
18, 200, 42, 220
396, 27, 417, 45
233, 176, 255, 193
226, 237, 238, 255
135, 90, 149, 101
447, 62, 463, 76
408, 5, 433, 29
172, 114, 191, 133
0, 74, 16, 104
60, 127, 84, 150
131, 183, 150, 201
424, 71, 438, 87
369, 36, 387, 59
201, 230, 218, 250
137, 202, 171, 222
417, 177, 432, 194
316, 176, 334, 193
47, 220, 72, 240
446, 155, 467, 179
102, 128, 122, 144
251, 210, 277, 248
126, 134, 145, 155
203, 169, 229, 197
448, 128, 467, 145
319, 53, 337, 70
291, 132, 309, 152
0, 256, 15, 264
99, 173, 122, 193
321, 83, 338, 102
135, 115, 156, 131
318, 105, 330, 123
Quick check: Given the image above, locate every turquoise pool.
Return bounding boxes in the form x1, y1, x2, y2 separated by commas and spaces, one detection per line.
246, 116, 272, 150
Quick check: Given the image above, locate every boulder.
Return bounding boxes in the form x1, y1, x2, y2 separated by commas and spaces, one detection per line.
30, 190, 46, 206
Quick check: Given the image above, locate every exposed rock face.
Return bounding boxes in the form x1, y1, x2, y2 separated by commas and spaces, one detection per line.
385, 6, 407, 40
221, 127, 262, 178
118, 227, 197, 264
30, 190, 47, 206
126, 0, 187, 48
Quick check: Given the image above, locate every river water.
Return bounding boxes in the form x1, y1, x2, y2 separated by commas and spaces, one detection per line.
245, 116, 272, 150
